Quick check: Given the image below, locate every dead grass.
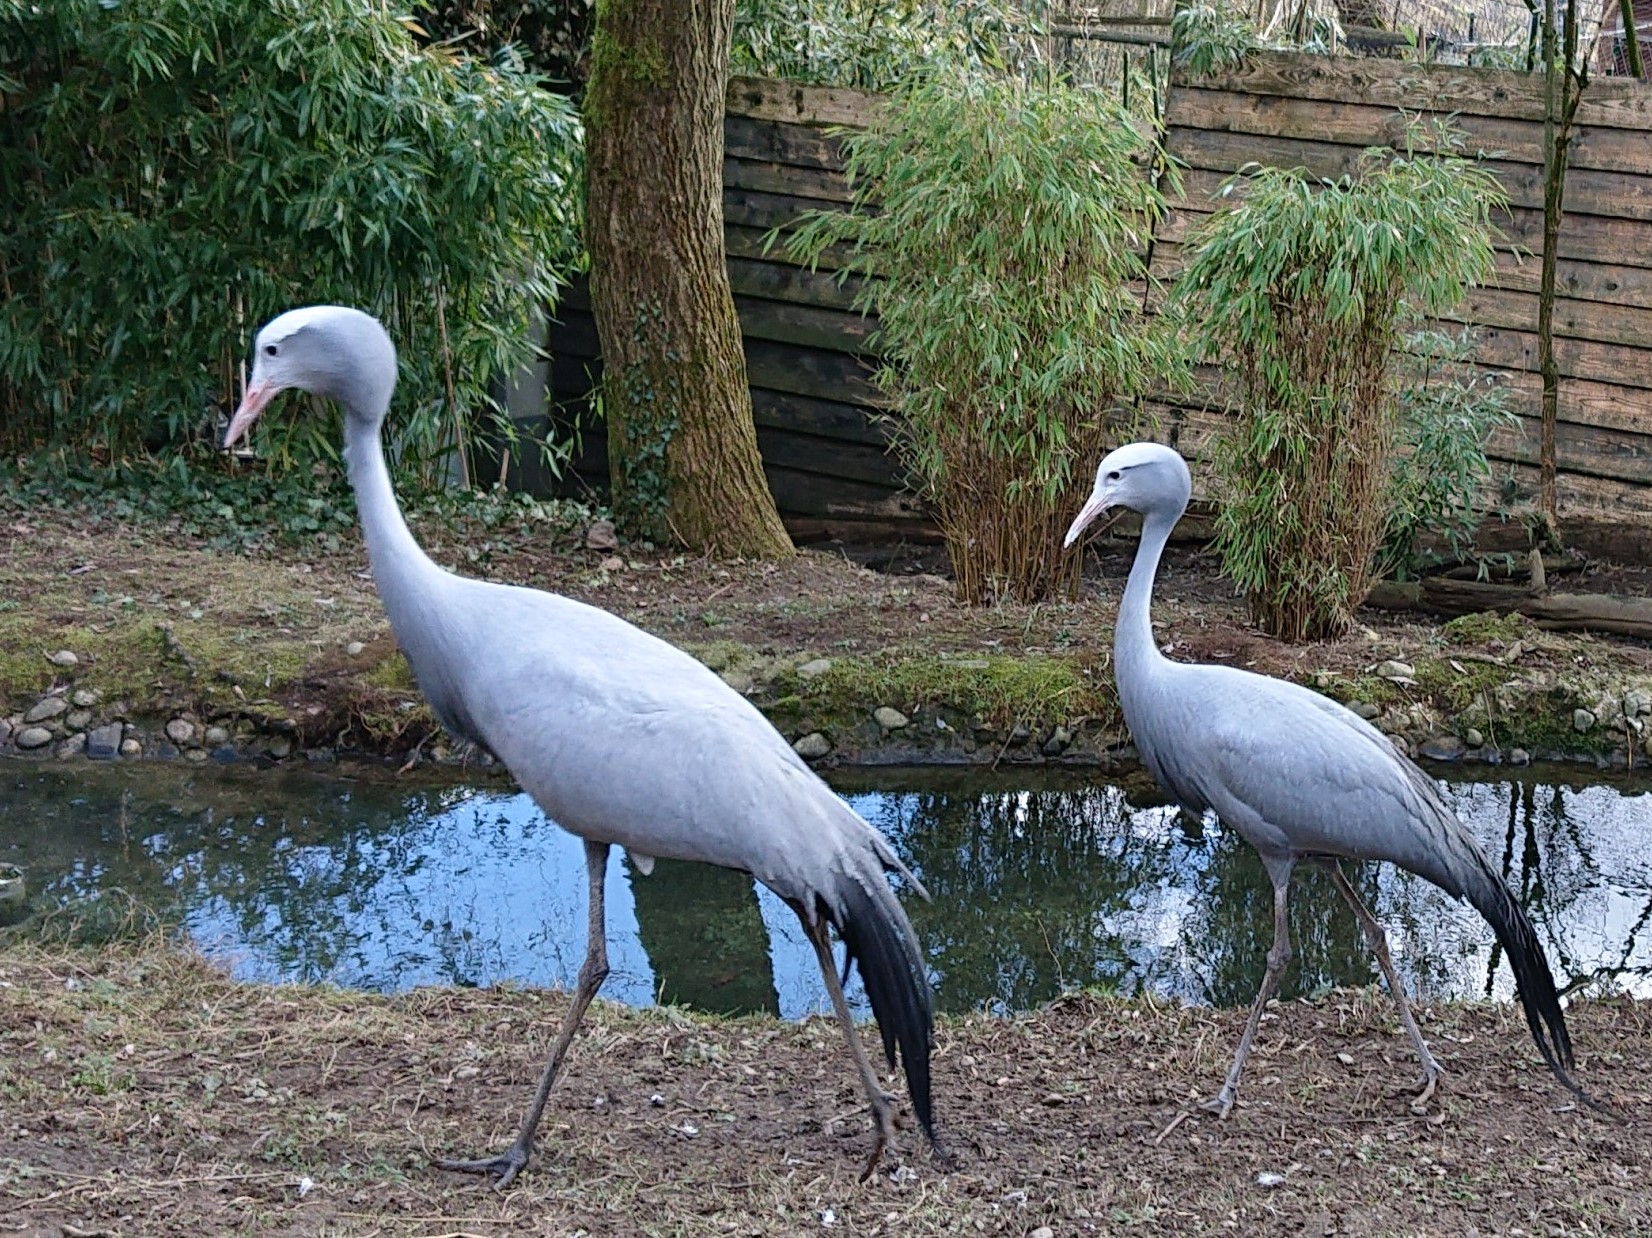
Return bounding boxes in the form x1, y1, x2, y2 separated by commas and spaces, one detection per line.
3, 939, 1651, 1236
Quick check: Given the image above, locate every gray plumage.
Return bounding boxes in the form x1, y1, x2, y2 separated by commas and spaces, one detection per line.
1064, 441, 1584, 1115
226, 305, 935, 1184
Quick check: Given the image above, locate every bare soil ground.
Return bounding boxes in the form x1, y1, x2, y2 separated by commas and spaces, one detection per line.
4, 503, 1652, 763
3, 941, 1651, 1238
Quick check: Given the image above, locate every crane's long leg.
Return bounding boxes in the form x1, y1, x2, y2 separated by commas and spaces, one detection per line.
1325, 861, 1441, 1105
1204, 866, 1294, 1118
437, 838, 612, 1188
802, 914, 897, 1181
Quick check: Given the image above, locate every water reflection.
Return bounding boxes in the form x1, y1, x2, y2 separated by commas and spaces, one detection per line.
2, 761, 1649, 1019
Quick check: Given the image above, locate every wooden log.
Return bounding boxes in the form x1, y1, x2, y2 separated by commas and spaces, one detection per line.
726, 75, 884, 129
1364, 577, 1652, 638
724, 115, 845, 169
1174, 49, 1652, 131
725, 156, 853, 203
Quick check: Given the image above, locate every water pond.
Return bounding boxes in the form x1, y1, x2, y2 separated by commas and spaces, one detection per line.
3, 760, 1650, 1019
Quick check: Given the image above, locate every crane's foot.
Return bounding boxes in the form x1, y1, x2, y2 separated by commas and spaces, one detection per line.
435, 1141, 531, 1189
1199, 1089, 1236, 1120
855, 1097, 899, 1182
1405, 1064, 1441, 1112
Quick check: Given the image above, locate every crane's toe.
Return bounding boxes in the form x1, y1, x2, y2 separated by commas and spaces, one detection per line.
1199, 1091, 1236, 1120
435, 1143, 531, 1188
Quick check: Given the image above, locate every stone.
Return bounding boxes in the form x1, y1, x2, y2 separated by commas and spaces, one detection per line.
1030, 1229, 1054, 1238
204, 725, 230, 745
1376, 660, 1414, 682
873, 706, 910, 731
184, 747, 209, 763
599, 555, 624, 572
796, 658, 834, 679
0, 719, 10, 745
793, 732, 831, 759
267, 736, 293, 760
1572, 708, 1597, 733
1386, 734, 1413, 758
1007, 722, 1031, 747
584, 518, 618, 551
47, 649, 78, 667
56, 733, 86, 758
305, 747, 336, 763
66, 709, 92, 731
23, 697, 67, 724
210, 745, 239, 764
1417, 735, 1465, 761
1349, 701, 1382, 721
119, 738, 142, 758
165, 718, 195, 745
87, 724, 123, 760
345, 641, 365, 657
71, 688, 100, 708
17, 726, 52, 750
1042, 725, 1073, 756
1628, 689, 1652, 717
155, 742, 180, 760
1463, 727, 1485, 748
1508, 747, 1531, 766
718, 669, 754, 694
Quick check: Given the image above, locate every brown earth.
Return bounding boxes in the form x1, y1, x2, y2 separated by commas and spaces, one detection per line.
4, 501, 1652, 766
3, 941, 1651, 1238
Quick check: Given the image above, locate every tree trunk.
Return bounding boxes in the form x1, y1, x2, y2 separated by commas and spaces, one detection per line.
584, 0, 793, 557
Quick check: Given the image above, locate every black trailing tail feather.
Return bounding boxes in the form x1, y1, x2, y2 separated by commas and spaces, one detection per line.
1464, 863, 1610, 1112
823, 872, 936, 1144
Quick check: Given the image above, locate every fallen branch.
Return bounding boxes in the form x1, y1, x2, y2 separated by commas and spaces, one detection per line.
1365, 578, 1652, 639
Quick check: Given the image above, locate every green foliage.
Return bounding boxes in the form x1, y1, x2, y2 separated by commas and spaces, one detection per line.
1172, 0, 1259, 77
731, 0, 1022, 89
1379, 329, 1519, 581
1173, 119, 1506, 640
785, 73, 1183, 603
0, 0, 582, 490
415, 0, 593, 86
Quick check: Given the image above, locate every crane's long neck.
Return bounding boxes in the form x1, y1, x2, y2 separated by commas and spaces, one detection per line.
343, 416, 447, 618
1114, 506, 1180, 681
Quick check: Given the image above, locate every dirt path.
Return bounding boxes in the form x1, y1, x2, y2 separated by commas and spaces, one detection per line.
2, 942, 1649, 1237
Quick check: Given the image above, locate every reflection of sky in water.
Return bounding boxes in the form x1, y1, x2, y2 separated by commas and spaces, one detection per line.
5, 764, 1651, 1020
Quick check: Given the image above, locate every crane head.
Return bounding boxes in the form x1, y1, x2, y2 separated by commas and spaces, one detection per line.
1063, 441, 1191, 548
225, 306, 397, 449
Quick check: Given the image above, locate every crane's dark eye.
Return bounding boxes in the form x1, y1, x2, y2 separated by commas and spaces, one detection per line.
1106, 469, 1122, 482
263, 343, 278, 357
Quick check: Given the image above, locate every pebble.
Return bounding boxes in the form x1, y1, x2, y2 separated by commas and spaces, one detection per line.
204, 725, 230, 745
47, 649, 79, 667
66, 709, 92, 730
23, 697, 67, 724
345, 641, 365, 657
873, 706, 910, 731
1508, 747, 1531, 765
184, 747, 209, 763
267, 736, 294, 760
87, 724, 123, 760
793, 732, 831, 759
71, 688, 99, 708
1417, 735, 1465, 761
0, 719, 10, 745
1042, 724, 1073, 755
1573, 708, 1596, 733
16, 726, 52, 750
119, 738, 142, 758
584, 518, 618, 551
1007, 722, 1031, 747
56, 733, 86, 758
165, 718, 195, 745
796, 658, 834, 679
1031, 1229, 1054, 1238
210, 745, 239, 764
1376, 659, 1414, 682
1349, 701, 1382, 720
599, 555, 624, 572
1464, 727, 1485, 748
1627, 689, 1652, 717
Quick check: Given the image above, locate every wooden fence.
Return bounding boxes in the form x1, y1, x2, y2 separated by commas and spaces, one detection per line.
543, 56, 1652, 550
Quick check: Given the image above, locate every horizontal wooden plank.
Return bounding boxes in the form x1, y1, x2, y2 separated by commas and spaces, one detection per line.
1447, 287, 1652, 351
1471, 322, 1652, 387
726, 156, 853, 203
1166, 129, 1652, 220
1502, 460, 1652, 518
1168, 84, 1652, 176
750, 388, 887, 447
763, 462, 923, 520
724, 186, 857, 232
746, 337, 879, 405
726, 75, 885, 129
727, 256, 869, 312
1484, 415, 1652, 485
755, 426, 902, 487
1175, 49, 1652, 131
1492, 371, 1652, 435
726, 222, 864, 273
735, 294, 876, 352
724, 114, 846, 170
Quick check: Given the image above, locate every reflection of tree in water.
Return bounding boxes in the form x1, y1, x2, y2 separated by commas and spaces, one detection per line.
629, 857, 778, 1017
1180, 827, 1380, 1008
867, 783, 1194, 1014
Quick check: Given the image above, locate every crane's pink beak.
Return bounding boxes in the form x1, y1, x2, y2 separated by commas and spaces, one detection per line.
224, 380, 279, 450
1063, 490, 1112, 549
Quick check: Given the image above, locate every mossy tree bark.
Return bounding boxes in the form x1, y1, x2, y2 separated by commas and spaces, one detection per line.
584, 0, 794, 557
